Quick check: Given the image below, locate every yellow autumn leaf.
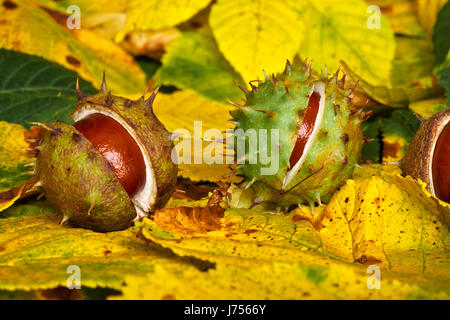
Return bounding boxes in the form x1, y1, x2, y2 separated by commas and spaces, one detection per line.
0, 122, 33, 194
209, 0, 304, 84
138, 164, 449, 294
153, 89, 240, 183
0, 208, 205, 291
409, 97, 447, 119
294, 0, 395, 86
0, 1, 146, 95
416, 0, 448, 34
376, 0, 426, 37
115, 0, 212, 41
136, 208, 448, 298
115, 261, 449, 299
37, 0, 128, 14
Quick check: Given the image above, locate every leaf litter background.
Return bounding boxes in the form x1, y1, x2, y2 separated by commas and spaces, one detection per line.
0, 0, 449, 299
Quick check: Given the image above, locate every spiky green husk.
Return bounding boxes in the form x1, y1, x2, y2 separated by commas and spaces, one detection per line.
231, 62, 365, 207
36, 121, 136, 232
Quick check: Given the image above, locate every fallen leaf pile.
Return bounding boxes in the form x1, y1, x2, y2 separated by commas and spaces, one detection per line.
0, 0, 449, 299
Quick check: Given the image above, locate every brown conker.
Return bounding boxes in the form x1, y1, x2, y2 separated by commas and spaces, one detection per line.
401, 108, 450, 203
74, 113, 146, 197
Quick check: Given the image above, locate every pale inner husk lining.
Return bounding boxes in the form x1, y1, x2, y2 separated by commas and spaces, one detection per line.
282, 81, 326, 190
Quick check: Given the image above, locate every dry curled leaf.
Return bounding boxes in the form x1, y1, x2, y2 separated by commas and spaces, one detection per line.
152, 205, 224, 235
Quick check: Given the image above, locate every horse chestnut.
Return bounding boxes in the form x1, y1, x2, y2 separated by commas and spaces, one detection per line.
401, 108, 450, 203
33, 76, 177, 232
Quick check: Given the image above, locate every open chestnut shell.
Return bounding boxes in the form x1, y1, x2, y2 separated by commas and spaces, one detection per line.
401, 108, 450, 203
34, 78, 177, 232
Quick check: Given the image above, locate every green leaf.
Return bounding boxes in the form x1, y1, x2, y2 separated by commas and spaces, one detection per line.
210, 0, 304, 84
155, 32, 245, 103
382, 109, 421, 142
433, 0, 450, 65
0, 49, 96, 127
438, 67, 450, 106
135, 56, 161, 80
0, 2, 146, 95
294, 0, 395, 86
380, 109, 421, 161
362, 118, 382, 163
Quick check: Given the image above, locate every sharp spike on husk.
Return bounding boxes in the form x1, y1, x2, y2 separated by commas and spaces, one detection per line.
305, 59, 313, 77
33, 180, 42, 188
87, 202, 95, 216
105, 91, 114, 107
29, 122, 58, 135
145, 85, 161, 108
268, 73, 277, 89
75, 78, 86, 100
233, 80, 248, 93
286, 59, 292, 72
339, 72, 346, 88
321, 65, 328, 79
302, 58, 308, 69
255, 109, 276, 118
244, 177, 256, 190
347, 80, 359, 95
59, 214, 70, 225
315, 193, 322, 206
100, 71, 107, 93
226, 98, 250, 112
249, 79, 262, 91
414, 112, 426, 123
282, 79, 290, 97
333, 67, 341, 82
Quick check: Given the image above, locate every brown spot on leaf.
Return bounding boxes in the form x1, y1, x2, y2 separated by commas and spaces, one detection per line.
66, 55, 81, 67
161, 294, 176, 300
383, 140, 402, 159
2, 0, 17, 9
